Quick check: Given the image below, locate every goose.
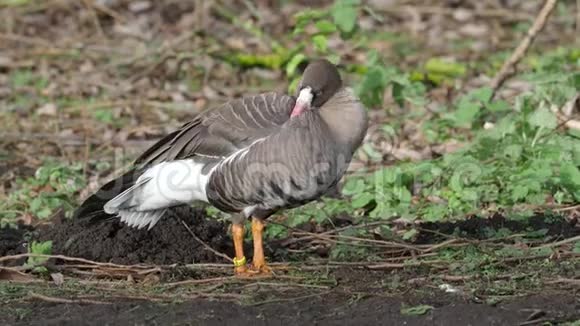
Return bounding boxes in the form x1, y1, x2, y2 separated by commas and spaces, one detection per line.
74, 59, 368, 275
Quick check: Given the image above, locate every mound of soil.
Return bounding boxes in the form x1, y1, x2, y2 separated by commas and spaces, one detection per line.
0, 224, 32, 266
415, 214, 579, 244
37, 206, 234, 265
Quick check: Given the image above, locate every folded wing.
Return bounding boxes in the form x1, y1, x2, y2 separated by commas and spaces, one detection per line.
74, 93, 296, 225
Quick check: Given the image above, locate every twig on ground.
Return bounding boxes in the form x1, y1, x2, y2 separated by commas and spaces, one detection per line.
28, 292, 112, 305
81, 294, 165, 302
490, 0, 559, 97
494, 251, 580, 266
421, 239, 459, 253
285, 225, 419, 251
518, 318, 552, 326
375, 5, 534, 22
241, 281, 330, 290
366, 259, 446, 270
249, 290, 333, 307
180, 220, 233, 262
553, 204, 580, 212
185, 292, 247, 301
331, 234, 420, 251
184, 263, 233, 269
407, 273, 515, 284
543, 277, 580, 286
534, 235, 580, 250
81, 0, 105, 39
126, 53, 177, 84
0, 32, 55, 47
164, 276, 236, 288
277, 221, 390, 247
91, 2, 127, 23
0, 253, 153, 269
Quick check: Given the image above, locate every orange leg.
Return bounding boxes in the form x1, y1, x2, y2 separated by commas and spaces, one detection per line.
251, 218, 271, 274
232, 223, 248, 275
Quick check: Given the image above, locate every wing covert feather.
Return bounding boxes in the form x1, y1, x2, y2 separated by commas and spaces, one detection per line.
134, 93, 295, 167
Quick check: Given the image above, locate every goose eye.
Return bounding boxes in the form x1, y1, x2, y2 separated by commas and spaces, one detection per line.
313, 90, 322, 102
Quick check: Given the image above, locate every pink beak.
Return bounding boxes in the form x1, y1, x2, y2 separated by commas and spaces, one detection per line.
291, 87, 313, 118
291, 103, 306, 117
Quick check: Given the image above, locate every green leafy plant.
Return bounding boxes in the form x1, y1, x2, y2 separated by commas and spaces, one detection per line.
0, 162, 86, 227
25, 241, 52, 274
285, 0, 362, 92
355, 50, 427, 108
338, 69, 579, 223
9, 69, 49, 90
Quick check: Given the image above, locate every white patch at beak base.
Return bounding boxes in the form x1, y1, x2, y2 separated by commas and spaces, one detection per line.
291, 87, 313, 117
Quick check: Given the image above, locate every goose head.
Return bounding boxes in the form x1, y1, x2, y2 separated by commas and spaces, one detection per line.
291, 59, 342, 117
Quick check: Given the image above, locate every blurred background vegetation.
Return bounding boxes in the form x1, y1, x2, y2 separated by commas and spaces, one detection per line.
0, 0, 578, 251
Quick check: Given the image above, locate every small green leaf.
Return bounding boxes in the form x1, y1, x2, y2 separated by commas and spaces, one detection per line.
461, 188, 478, 202
362, 143, 383, 160
422, 205, 447, 222
324, 54, 341, 65
452, 98, 480, 127
488, 100, 510, 112
402, 228, 417, 240
449, 161, 482, 192
392, 82, 405, 108
35, 166, 51, 184
424, 58, 466, 77
511, 185, 529, 201
287, 76, 301, 94
470, 87, 493, 103
285, 53, 306, 76
356, 64, 391, 107
312, 35, 328, 53
29, 197, 42, 213
265, 224, 288, 239
503, 144, 522, 160
331, 0, 360, 34
573, 241, 580, 253
560, 163, 580, 200
568, 128, 580, 139
351, 192, 374, 208
26, 240, 53, 269
401, 304, 434, 316
394, 186, 412, 204
292, 9, 327, 35
342, 178, 367, 196
528, 106, 557, 129
93, 109, 114, 124
36, 207, 53, 219
315, 20, 337, 34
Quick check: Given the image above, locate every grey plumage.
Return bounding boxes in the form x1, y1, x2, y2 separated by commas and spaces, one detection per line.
75, 59, 368, 230
134, 93, 296, 167
206, 88, 367, 218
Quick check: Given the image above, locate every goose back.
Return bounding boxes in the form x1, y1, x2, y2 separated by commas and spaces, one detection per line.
135, 92, 296, 167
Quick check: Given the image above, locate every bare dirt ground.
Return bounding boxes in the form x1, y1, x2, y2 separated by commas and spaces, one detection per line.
3, 290, 579, 326
1, 210, 579, 325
